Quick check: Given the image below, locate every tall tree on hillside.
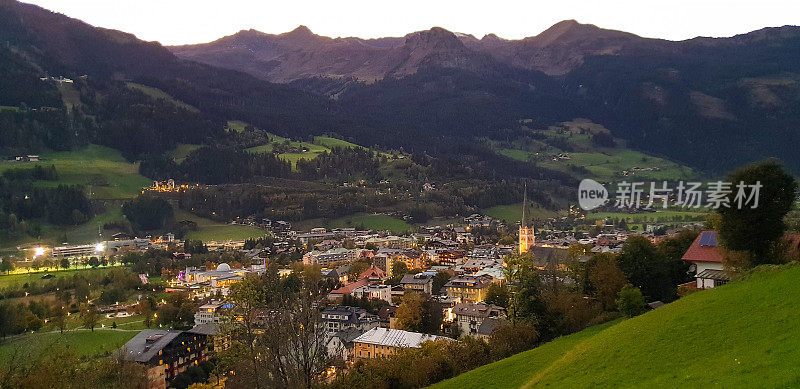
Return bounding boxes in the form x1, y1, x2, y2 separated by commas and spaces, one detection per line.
616, 236, 674, 302
657, 230, 698, 286
718, 160, 797, 267
51, 304, 67, 334
395, 292, 442, 334
80, 304, 99, 332
588, 254, 626, 311
504, 252, 551, 336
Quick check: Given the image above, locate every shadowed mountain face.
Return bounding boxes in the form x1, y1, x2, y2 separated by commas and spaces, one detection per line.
169, 20, 683, 82
170, 25, 498, 82
173, 21, 800, 173
3, 0, 800, 175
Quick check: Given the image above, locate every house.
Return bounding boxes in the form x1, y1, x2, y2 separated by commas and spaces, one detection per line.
320, 306, 379, 333
194, 300, 231, 325
444, 275, 494, 303
682, 231, 729, 289
328, 279, 369, 301
122, 329, 208, 389
326, 327, 365, 361
359, 265, 387, 283
351, 327, 451, 359
453, 302, 506, 337
352, 284, 392, 303
436, 295, 461, 322
399, 273, 435, 295
476, 317, 504, 339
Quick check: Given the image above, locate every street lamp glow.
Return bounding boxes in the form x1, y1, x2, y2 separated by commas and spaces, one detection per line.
33, 247, 45, 258
94, 243, 105, 253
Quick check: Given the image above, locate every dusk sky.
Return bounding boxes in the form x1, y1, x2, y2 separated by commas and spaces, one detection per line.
22, 0, 800, 45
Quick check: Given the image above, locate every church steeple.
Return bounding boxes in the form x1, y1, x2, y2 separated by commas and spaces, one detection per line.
519, 183, 535, 254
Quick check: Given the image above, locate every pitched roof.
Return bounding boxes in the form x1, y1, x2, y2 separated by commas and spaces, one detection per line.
189, 323, 219, 336
122, 329, 182, 363
682, 231, 726, 263
444, 274, 493, 289
400, 273, 434, 285
352, 327, 451, 348
453, 302, 506, 319
696, 269, 730, 281
476, 317, 503, 336
329, 279, 369, 295
359, 265, 386, 280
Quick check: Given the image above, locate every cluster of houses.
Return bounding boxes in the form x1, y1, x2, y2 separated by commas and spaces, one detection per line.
114, 205, 772, 389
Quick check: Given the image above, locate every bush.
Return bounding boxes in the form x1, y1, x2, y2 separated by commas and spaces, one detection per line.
617, 285, 646, 317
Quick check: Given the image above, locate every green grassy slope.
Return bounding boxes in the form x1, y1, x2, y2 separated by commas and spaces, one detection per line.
0, 144, 151, 200
174, 209, 266, 242
430, 321, 619, 389
126, 82, 199, 112
0, 329, 136, 362
436, 263, 800, 388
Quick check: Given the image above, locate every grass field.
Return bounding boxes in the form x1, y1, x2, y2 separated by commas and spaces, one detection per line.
326, 213, 412, 234
168, 143, 202, 163
175, 209, 267, 242
0, 144, 151, 200
502, 147, 696, 181
247, 138, 330, 169
313, 136, 364, 150
437, 263, 800, 388
0, 266, 119, 289
0, 329, 136, 363
430, 321, 619, 389
126, 82, 198, 112
497, 118, 697, 181
483, 203, 563, 223
226, 120, 248, 133
246, 134, 370, 169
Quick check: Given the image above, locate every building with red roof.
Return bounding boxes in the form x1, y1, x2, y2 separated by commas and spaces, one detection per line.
359, 265, 386, 283
682, 231, 729, 289
327, 279, 369, 301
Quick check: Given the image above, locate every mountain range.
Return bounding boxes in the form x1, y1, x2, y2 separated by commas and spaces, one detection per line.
2, 0, 800, 175
169, 20, 652, 82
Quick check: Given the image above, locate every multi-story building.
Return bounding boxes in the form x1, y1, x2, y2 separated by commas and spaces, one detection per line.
399, 273, 435, 295
194, 300, 231, 325
453, 302, 506, 337
351, 327, 451, 359
320, 306, 379, 333
444, 274, 493, 303
302, 248, 360, 267
122, 329, 208, 389
352, 284, 392, 303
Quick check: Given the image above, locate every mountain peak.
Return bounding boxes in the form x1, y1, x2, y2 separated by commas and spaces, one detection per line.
404, 27, 466, 50
286, 25, 315, 37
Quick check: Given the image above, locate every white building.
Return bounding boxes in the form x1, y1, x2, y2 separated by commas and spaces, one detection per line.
352, 284, 392, 303
681, 231, 729, 289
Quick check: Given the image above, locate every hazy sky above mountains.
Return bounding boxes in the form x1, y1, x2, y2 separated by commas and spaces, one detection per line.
23, 0, 800, 45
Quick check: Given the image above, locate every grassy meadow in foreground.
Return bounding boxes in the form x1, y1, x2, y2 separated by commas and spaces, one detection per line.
436, 263, 800, 388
